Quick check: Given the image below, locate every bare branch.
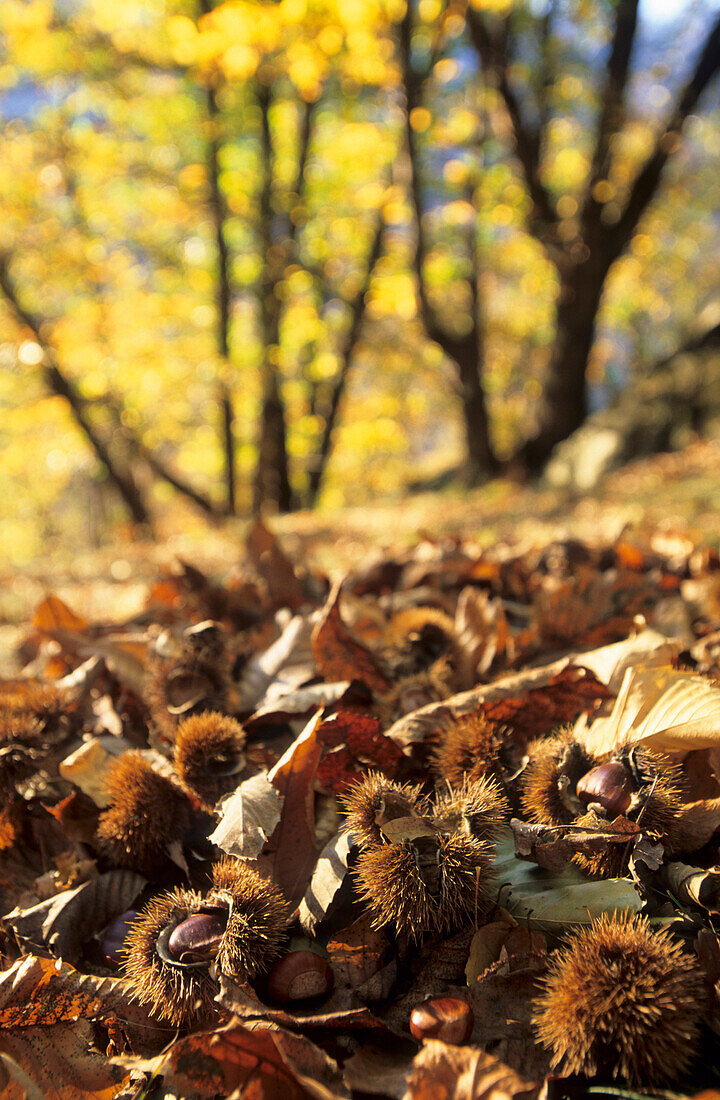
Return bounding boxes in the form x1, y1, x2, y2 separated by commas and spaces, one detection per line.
306, 217, 385, 505
0, 255, 151, 526
588, 0, 640, 190
608, 12, 720, 259
466, 8, 558, 233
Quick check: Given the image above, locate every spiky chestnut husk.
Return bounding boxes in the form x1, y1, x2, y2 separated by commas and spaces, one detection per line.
533, 913, 705, 1084
0, 712, 47, 795
122, 859, 290, 1026
207, 857, 291, 979
354, 832, 494, 940
520, 730, 594, 826
376, 658, 455, 727
340, 772, 425, 851
383, 608, 471, 687
122, 886, 215, 1026
96, 752, 191, 874
147, 624, 232, 740
0, 686, 72, 793
520, 732, 685, 877
344, 776, 501, 939
433, 775, 508, 844
174, 712, 247, 812
432, 712, 507, 788
0, 684, 68, 727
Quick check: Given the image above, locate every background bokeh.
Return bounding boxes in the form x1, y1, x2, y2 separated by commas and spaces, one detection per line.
1, 0, 719, 567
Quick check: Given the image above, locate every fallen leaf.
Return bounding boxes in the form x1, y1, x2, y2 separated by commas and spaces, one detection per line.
247, 520, 307, 611
209, 772, 284, 860
403, 1040, 539, 1100
343, 1045, 415, 1098
239, 614, 317, 712
0, 955, 132, 1030
583, 666, 720, 757
510, 817, 640, 873
312, 582, 391, 695
316, 711, 403, 794
493, 828, 641, 928
661, 862, 720, 909
465, 920, 516, 984
260, 710, 324, 905
33, 596, 89, 635
327, 914, 392, 993
299, 831, 354, 933
4, 870, 145, 965
0, 1021, 126, 1100
153, 1020, 348, 1100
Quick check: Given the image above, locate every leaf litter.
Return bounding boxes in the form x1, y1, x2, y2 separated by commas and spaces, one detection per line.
2, 525, 720, 1096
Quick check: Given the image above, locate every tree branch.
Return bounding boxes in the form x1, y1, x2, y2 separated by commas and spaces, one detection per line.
399, 1, 446, 348
466, 8, 558, 233
608, 12, 720, 260
0, 255, 152, 526
306, 216, 385, 505
587, 0, 640, 192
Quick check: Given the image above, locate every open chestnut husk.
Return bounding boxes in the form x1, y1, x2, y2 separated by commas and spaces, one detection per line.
342, 773, 507, 940
520, 731, 685, 877
122, 857, 290, 1026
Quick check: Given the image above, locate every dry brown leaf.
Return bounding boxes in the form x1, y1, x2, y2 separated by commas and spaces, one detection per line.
343, 1045, 415, 1098
312, 582, 391, 694
260, 710, 324, 905
210, 772, 284, 859
455, 587, 510, 677
33, 596, 89, 635
465, 920, 516, 984
0, 1021, 126, 1100
247, 520, 307, 611
669, 797, 720, 855
238, 614, 317, 712
327, 914, 392, 993
583, 666, 720, 757
298, 831, 353, 933
4, 870, 145, 964
403, 1040, 539, 1100
154, 1020, 347, 1100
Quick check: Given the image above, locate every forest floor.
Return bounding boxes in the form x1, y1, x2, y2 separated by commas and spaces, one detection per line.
2, 437, 720, 640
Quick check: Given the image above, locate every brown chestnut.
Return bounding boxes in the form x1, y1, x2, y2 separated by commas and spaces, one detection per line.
166, 910, 227, 962
576, 761, 635, 819
409, 997, 474, 1045
266, 950, 334, 1003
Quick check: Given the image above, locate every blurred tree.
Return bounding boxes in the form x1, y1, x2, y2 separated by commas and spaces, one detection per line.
399, 1, 497, 484
465, 0, 720, 470
0, 0, 719, 559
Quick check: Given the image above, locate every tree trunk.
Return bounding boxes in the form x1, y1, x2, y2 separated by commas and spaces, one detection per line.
519, 266, 605, 471
453, 333, 497, 484
252, 82, 294, 515
252, 368, 294, 514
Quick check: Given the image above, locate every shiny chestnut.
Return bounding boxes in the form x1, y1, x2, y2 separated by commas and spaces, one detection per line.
266, 950, 334, 1003
155, 907, 228, 969
167, 910, 227, 962
576, 761, 635, 819
409, 997, 474, 1045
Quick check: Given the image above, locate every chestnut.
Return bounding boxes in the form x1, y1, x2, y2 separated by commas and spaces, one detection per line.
409, 996, 474, 1045
266, 950, 334, 1003
166, 910, 227, 963
576, 761, 634, 819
